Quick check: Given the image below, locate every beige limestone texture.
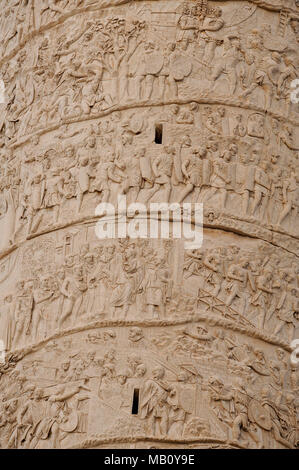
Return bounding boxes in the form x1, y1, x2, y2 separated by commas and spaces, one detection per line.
0, 0, 298, 449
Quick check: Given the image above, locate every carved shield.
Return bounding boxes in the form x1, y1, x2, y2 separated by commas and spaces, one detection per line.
248, 400, 272, 430
129, 115, 144, 135
145, 53, 164, 75
178, 384, 195, 414
255, 169, 270, 190
59, 410, 79, 433
171, 55, 192, 81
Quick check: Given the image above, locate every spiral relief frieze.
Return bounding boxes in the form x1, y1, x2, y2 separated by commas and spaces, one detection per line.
0, 0, 298, 449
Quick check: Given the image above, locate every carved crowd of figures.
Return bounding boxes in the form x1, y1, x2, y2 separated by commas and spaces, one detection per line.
0, 0, 298, 450
0, 104, 298, 251
0, 236, 298, 350
0, 323, 297, 449
0, 238, 173, 348
184, 243, 299, 342
0, 1, 299, 146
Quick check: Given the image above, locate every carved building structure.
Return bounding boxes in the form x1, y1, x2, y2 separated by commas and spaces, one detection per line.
0, 0, 298, 449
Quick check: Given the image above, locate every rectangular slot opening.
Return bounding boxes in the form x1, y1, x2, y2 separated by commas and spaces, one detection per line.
155, 124, 163, 144
132, 388, 139, 415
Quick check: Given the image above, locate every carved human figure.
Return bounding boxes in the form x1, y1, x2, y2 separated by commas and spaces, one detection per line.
198, 6, 224, 65
179, 147, 205, 203
59, 265, 87, 328
32, 277, 55, 341
240, 52, 272, 109
140, 366, 171, 436
44, 165, 64, 228
205, 151, 231, 209
251, 161, 271, 220
14, 281, 34, 348
273, 286, 299, 342
278, 170, 299, 226
225, 260, 251, 316
91, 151, 121, 204
176, 4, 199, 51
0, 295, 15, 353
150, 146, 174, 203
120, 147, 143, 204
203, 252, 223, 298
211, 34, 242, 95
135, 42, 162, 101
8, 387, 42, 448
140, 262, 170, 320
251, 270, 274, 330
74, 157, 93, 214
25, 174, 45, 237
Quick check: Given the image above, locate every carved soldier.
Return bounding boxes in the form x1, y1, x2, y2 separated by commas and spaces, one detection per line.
30, 384, 89, 449
44, 165, 64, 228
59, 265, 87, 328
251, 270, 274, 330
176, 4, 199, 51
140, 366, 171, 436
276, 57, 298, 115
0, 399, 18, 449
206, 151, 231, 209
140, 260, 170, 320
184, 249, 203, 278
203, 252, 223, 298
14, 281, 34, 348
120, 147, 143, 204
239, 52, 273, 109
208, 377, 233, 426
249, 387, 294, 449
278, 170, 299, 226
91, 151, 122, 204
135, 42, 164, 101
179, 147, 205, 203
198, 6, 224, 65
0, 295, 15, 353
151, 146, 174, 203
24, 173, 45, 237
167, 386, 187, 438
32, 277, 55, 341
273, 286, 299, 342
251, 161, 271, 220
204, 106, 225, 136
233, 114, 247, 138
225, 260, 250, 316
211, 34, 242, 95
74, 156, 93, 214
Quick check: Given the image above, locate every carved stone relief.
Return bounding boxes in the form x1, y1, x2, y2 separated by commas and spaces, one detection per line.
0, 0, 298, 449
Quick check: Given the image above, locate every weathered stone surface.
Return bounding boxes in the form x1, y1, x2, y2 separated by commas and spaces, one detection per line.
0, 0, 298, 449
